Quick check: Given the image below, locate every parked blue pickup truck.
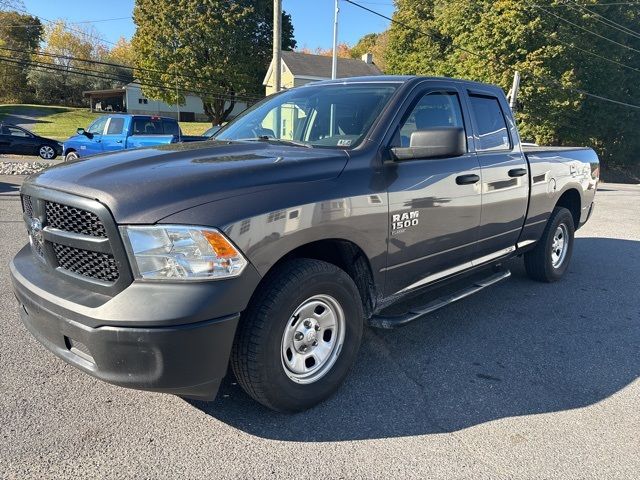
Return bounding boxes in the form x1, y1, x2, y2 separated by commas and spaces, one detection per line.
63, 114, 206, 161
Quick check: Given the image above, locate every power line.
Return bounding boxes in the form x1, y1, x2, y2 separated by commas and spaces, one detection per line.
550, 35, 640, 73
0, 45, 263, 102
534, 4, 640, 53
568, 1, 640, 39
343, 0, 640, 110
0, 55, 257, 104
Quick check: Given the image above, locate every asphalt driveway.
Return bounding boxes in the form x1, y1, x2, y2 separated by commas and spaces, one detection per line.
0, 178, 638, 479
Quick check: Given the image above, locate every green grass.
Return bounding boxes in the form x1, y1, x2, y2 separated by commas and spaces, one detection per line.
0, 104, 214, 140
0, 104, 99, 140
180, 122, 212, 136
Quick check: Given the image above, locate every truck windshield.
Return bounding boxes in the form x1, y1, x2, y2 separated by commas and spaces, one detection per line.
216, 83, 399, 149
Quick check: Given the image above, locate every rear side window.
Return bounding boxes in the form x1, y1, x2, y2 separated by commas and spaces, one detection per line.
133, 118, 162, 135
106, 118, 125, 135
162, 119, 179, 136
469, 95, 510, 151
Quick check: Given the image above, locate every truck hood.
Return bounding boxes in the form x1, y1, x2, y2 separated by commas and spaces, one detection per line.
26, 141, 349, 223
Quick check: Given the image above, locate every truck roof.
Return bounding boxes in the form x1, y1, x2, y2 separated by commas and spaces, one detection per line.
309, 75, 505, 93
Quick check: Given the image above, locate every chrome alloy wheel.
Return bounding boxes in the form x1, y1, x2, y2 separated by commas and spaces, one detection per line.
281, 294, 346, 384
39, 145, 55, 159
551, 224, 568, 268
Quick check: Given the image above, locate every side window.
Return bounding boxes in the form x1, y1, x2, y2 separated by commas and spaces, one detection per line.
162, 120, 179, 135
106, 118, 125, 135
394, 91, 465, 148
87, 117, 108, 135
469, 95, 510, 151
132, 119, 162, 135
6, 126, 31, 137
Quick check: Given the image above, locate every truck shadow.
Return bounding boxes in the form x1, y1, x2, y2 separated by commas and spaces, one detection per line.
187, 237, 640, 441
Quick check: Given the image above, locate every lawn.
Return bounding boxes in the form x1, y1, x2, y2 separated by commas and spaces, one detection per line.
0, 104, 212, 140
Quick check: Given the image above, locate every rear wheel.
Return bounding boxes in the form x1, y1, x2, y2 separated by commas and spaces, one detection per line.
38, 145, 56, 160
231, 258, 364, 412
524, 206, 575, 282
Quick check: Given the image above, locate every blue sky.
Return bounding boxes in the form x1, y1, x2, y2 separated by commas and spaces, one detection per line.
22, 0, 394, 49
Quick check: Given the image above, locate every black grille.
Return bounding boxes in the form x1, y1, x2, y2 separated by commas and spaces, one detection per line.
46, 201, 107, 237
21, 194, 34, 218
52, 243, 119, 282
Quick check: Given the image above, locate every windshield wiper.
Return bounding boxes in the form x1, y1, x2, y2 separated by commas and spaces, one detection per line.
238, 136, 312, 148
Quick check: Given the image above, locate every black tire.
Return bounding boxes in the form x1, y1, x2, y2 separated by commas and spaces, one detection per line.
231, 258, 364, 412
524, 206, 575, 282
64, 151, 78, 162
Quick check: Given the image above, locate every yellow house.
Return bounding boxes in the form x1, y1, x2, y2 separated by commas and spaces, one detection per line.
263, 51, 382, 96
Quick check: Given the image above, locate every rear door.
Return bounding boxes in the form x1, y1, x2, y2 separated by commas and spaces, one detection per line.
384, 84, 482, 296
465, 90, 529, 259
101, 117, 127, 152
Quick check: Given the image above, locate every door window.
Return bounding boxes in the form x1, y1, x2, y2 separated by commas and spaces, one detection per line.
162, 120, 180, 135
87, 117, 108, 135
106, 117, 125, 135
132, 118, 162, 135
394, 91, 465, 147
468, 95, 510, 151
5, 126, 31, 137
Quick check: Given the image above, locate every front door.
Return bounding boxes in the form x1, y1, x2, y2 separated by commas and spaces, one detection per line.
384, 88, 482, 296
101, 117, 126, 153
2, 125, 35, 155
80, 116, 108, 157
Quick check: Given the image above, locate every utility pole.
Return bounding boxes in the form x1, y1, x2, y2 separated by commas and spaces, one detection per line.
273, 0, 282, 93
331, 0, 339, 79
509, 71, 521, 112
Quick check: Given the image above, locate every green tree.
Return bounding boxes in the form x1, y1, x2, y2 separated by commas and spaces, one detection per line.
386, 0, 640, 179
0, 11, 42, 102
351, 31, 389, 72
132, 0, 296, 125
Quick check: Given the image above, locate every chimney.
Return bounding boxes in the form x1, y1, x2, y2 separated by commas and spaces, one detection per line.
361, 53, 373, 64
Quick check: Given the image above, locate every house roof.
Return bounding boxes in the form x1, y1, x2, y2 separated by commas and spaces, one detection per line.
264, 51, 382, 85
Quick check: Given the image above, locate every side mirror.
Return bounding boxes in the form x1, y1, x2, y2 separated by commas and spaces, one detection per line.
390, 127, 466, 161
77, 128, 85, 136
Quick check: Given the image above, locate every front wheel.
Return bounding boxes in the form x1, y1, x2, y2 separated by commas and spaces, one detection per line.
38, 145, 57, 160
524, 206, 575, 282
64, 151, 79, 162
231, 258, 364, 412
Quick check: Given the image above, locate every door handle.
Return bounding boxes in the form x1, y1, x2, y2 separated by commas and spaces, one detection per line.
115, 140, 123, 144
508, 168, 527, 177
456, 174, 480, 185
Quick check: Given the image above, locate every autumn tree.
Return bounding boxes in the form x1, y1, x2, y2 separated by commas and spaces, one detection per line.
0, 11, 42, 102
385, 0, 640, 178
132, 0, 296, 125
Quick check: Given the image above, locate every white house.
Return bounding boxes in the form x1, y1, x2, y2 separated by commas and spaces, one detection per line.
83, 82, 248, 122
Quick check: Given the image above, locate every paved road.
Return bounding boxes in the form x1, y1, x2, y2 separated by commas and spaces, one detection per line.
0, 178, 638, 479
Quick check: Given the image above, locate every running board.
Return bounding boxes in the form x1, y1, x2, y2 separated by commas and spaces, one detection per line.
369, 269, 511, 329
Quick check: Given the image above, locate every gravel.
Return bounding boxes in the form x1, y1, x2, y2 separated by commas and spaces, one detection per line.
0, 161, 51, 175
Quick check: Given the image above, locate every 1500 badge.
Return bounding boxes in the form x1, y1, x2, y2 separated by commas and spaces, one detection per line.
391, 210, 419, 234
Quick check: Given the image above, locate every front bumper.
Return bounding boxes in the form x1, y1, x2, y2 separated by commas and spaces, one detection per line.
10, 245, 261, 400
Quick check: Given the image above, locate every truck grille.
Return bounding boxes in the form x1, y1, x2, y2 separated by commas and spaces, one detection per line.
52, 243, 119, 282
45, 201, 107, 237
20, 191, 127, 288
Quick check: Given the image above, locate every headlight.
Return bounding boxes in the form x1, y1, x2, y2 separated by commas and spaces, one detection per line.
120, 225, 247, 281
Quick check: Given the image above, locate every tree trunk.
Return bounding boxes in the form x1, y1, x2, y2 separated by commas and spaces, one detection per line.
203, 96, 236, 126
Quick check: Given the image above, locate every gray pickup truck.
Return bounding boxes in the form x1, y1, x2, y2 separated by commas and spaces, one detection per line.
10, 76, 599, 412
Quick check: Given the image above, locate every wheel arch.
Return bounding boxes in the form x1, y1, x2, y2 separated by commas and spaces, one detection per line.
554, 187, 581, 228
248, 238, 378, 319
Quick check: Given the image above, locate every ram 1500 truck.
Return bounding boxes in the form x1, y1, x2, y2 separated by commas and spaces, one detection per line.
63, 114, 206, 161
11, 76, 599, 412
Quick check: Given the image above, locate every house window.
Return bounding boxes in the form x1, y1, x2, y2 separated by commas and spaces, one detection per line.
138, 98, 148, 105
267, 210, 286, 223
239, 219, 251, 235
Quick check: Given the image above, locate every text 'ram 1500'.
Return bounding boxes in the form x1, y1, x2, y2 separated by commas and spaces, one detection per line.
11, 76, 599, 412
